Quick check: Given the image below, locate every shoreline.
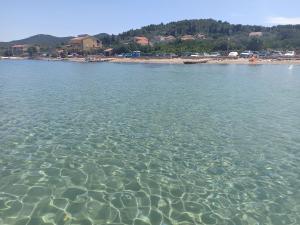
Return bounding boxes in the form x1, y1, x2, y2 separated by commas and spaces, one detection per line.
108, 57, 300, 65
1, 56, 300, 65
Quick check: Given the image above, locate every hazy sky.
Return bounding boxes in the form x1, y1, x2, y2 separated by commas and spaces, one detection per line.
1, 0, 300, 41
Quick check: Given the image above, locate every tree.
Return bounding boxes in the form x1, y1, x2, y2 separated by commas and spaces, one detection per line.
113, 45, 131, 54
247, 38, 263, 51
213, 38, 229, 51
4, 50, 12, 57
27, 46, 38, 57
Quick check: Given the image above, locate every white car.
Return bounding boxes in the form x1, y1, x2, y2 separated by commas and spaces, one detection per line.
209, 52, 221, 57
284, 51, 295, 57
228, 52, 239, 57
190, 53, 201, 57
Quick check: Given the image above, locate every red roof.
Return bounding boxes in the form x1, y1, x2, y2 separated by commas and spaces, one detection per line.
12, 44, 28, 48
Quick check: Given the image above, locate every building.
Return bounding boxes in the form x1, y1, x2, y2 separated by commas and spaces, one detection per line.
194, 33, 206, 40
152, 36, 165, 43
69, 36, 102, 51
104, 48, 114, 56
152, 35, 176, 43
11, 44, 29, 55
180, 35, 195, 41
10, 44, 40, 56
164, 35, 176, 42
133, 36, 149, 46
249, 32, 263, 37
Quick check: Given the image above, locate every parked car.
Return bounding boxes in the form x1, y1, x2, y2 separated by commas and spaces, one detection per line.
209, 52, 221, 57
124, 53, 133, 58
167, 53, 178, 58
228, 52, 239, 57
240, 50, 253, 58
271, 51, 283, 57
190, 53, 202, 57
258, 51, 271, 57
284, 51, 295, 57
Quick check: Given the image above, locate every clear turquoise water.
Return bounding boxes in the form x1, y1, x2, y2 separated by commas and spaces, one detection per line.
0, 60, 299, 225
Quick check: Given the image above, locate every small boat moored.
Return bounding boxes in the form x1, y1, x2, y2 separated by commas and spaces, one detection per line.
183, 60, 208, 64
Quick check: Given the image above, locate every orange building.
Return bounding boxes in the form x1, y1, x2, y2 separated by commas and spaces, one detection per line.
11, 44, 29, 55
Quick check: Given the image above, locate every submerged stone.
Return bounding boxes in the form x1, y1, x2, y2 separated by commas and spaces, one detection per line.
201, 213, 217, 224
207, 167, 225, 175
134, 218, 151, 225
125, 180, 142, 191
62, 188, 86, 201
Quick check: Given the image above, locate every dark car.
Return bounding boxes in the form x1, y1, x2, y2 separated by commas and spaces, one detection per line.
240, 50, 253, 58
258, 51, 271, 57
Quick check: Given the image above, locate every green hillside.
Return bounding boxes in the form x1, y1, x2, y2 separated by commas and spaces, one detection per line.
95, 19, 300, 53
1, 19, 300, 54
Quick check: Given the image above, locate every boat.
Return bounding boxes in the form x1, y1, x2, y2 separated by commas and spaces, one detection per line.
184, 60, 208, 64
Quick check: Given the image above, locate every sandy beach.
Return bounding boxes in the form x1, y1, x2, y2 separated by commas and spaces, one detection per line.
108, 57, 300, 65
2, 56, 300, 65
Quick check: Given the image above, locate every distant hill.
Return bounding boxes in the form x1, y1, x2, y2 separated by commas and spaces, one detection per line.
0, 34, 72, 48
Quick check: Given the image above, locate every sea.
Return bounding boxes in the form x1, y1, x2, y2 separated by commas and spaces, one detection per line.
0, 60, 299, 225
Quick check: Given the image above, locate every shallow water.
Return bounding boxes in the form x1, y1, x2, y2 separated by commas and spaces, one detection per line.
0, 60, 299, 225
